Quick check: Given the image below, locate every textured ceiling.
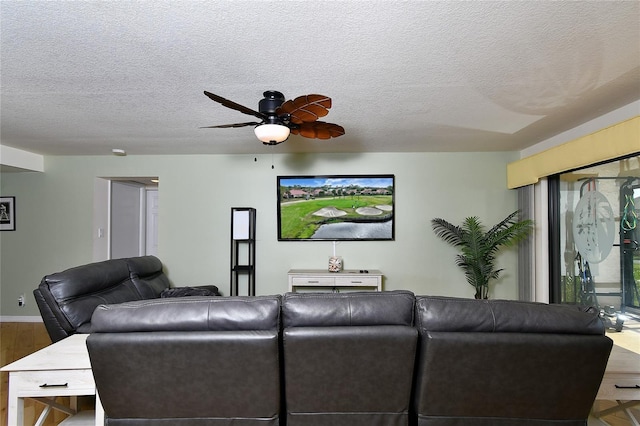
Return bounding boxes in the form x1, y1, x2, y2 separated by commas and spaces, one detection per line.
1, 1, 639, 156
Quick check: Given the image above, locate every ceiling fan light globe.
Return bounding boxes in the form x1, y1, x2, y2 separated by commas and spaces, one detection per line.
254, 124, 290, 144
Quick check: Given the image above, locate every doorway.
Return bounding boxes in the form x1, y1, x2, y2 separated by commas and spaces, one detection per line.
93, 177, 159, 261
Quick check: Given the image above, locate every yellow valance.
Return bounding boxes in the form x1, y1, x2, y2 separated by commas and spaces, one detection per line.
507, 116, 640, 189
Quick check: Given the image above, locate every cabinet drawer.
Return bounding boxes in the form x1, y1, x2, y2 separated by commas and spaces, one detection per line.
596, 374, 640, 400
334, 276, 379, 286
291, 277, 335, 286
12, 369, 95, 397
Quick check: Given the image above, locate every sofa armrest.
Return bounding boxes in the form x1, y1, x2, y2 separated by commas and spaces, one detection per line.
33, 288, 71, 343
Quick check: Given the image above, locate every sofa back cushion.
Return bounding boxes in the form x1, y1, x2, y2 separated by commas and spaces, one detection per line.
91, 295, 281, 332
416, 295, 605, 334
282, 290, 415, 327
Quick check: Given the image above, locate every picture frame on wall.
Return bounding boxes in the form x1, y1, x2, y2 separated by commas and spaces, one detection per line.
277, 175, 395, 241
0, 196, 15, 231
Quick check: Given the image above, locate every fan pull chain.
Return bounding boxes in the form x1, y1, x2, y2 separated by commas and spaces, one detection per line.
253, 155, 275, 169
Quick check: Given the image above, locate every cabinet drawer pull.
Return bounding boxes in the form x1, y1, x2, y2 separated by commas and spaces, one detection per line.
307, 280, 319, 283
351, 280, 362, 283
39, 383, 68, 388
615, 384, 640, 389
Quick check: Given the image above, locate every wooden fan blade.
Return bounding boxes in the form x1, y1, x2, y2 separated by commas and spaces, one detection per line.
200, 122, 261, 129
290, 122, 345, 139
204, 91, 266, 120
277, 94, 331, 124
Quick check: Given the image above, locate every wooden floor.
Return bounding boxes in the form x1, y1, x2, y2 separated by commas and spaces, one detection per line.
1, 321, 638, 426
0, 322, 72, 426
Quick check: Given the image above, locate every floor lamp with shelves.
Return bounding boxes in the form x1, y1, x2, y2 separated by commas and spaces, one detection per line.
230, 207, 256, 296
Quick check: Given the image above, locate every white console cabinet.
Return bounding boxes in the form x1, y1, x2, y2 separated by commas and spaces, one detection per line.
288, 269, 383, 292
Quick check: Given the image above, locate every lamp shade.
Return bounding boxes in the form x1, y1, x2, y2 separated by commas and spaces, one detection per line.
254, 124, 290, 144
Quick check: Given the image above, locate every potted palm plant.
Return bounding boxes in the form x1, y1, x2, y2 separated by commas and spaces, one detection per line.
431, 210, 533, 299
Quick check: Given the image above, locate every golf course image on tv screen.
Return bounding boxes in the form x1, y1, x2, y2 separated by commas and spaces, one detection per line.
277, 174, 395, 241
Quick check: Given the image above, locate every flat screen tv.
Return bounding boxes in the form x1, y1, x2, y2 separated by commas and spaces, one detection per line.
277, 174, 395, 241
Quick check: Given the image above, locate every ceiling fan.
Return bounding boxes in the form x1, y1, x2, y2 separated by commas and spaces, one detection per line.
202, 90, 345, 145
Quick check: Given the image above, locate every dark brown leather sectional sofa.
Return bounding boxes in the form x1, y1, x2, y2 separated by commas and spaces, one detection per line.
84, 290, 612, 426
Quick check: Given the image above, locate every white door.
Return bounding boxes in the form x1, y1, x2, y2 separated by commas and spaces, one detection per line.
145, 189, 159, 256
111, 181, 145, 259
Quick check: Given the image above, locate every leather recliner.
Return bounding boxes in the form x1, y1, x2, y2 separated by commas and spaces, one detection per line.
412, 296, 613, 426
33, 256, 219, 342
87, 296, 282, 426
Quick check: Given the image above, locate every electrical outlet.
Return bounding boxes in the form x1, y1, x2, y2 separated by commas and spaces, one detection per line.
18, 294, 25, 307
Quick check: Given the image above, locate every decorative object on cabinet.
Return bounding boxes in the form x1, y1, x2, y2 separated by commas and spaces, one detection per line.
0, 196, 16, 231
277, 175, 394, 241
230, 207, 256, 296
328, 256, 343, 272
328, 241, 343, 272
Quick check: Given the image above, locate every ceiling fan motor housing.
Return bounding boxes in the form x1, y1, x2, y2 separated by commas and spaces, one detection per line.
259, 91, 286, 124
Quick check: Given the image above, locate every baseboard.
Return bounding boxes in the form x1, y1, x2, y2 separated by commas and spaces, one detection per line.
0, 316, 43, 323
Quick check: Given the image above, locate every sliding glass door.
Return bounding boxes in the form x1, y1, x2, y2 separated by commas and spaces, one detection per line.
551, 155, 639, 317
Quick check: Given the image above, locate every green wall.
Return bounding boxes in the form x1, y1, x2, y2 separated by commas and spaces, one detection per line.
0, 151, 519, 318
